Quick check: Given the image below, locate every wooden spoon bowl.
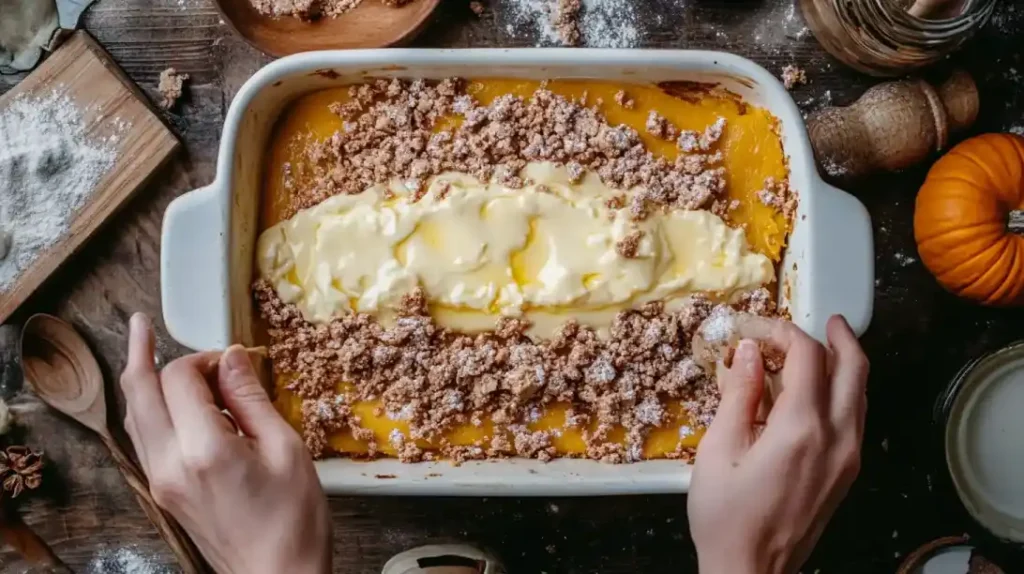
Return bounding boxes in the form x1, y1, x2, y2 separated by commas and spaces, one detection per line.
20, 314, 108, 435
215, 0, 441, 57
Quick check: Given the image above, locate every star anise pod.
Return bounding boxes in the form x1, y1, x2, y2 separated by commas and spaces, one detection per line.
0, 445, 44, 499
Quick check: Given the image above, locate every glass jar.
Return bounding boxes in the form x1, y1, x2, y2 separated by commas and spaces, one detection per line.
799, 0, 998, 76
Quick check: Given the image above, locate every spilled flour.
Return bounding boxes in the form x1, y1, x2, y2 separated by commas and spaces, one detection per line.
752, 0, 809, 50
87, 546, 170, 574
505, 0, 646, 47
0, 88, 121, 292
578, 0, 641, 48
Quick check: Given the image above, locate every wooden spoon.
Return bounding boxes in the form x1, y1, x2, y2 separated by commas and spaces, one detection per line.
20, 314, 210, 574
215, 0, 441, 57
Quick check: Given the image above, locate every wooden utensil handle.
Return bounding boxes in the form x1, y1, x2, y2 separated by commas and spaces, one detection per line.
807, 70, 978, 179
0, 507, 71, 572
102, 435, 211, 574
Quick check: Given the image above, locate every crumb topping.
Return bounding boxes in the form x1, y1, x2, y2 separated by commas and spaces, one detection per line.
254, 280, 780, 463
644, 111, 678, 140
781, 65, 808, 90
755, 176, 797, 221
157, 67, 188, 110
552, 0, 582, 46
250, 0, 410, 19
614, 90, 635, 109
614, 229, 644, 258
287, 78, 729, 223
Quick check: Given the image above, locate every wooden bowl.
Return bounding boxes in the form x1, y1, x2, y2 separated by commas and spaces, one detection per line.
215, 0, 441, 57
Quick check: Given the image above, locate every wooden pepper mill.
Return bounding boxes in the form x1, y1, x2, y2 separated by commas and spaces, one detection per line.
807, 69, 979, 180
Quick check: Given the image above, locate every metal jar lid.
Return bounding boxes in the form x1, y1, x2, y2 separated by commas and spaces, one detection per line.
938, 341, 1024, 544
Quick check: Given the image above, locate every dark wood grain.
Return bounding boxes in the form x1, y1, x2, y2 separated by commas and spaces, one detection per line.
1, 0, 1023, 572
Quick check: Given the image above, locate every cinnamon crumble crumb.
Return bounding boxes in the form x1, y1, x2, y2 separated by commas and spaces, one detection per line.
614, 90, 635, 109
157, 67, 189, 110
615, 229, 644, 258
755, 176, 797, 221
781, 65, 808, 90
605, 195, 625, 210
552, 0, 582, 46
644, 111, 678, 140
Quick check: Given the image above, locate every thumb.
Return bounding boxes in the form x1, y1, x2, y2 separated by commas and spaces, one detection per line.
218, 345, 287, 440
700, 339, 765, 458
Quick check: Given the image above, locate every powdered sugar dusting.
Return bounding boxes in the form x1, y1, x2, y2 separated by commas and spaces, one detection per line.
820, 156, 849, 178
988, 2, 1022, 35
698, 305, 736, 343
893, 252, 917, 267
505, 0, 563, 45
87, 546, 167, 574
0, 89, 123, 292
634, 394, 663, 425
579, 0, 641, 48
752, 0, 810, 55
389, 428, 405, 448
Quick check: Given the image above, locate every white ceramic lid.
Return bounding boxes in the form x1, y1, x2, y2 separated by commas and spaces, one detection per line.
946, 346, 1024, 543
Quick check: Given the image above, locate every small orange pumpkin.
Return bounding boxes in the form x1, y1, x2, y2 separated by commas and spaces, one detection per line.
914, 133, 1024, 305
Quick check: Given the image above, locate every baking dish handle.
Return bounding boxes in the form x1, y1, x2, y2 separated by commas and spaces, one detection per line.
809, 182, 874, 337
160, 182, 230, 351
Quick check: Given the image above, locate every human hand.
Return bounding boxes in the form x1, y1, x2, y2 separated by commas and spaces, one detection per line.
688, 315, 868, 574
120, 313, 331, 574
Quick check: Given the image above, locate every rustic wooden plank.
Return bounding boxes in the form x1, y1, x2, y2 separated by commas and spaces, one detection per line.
1, 0, 1023, 572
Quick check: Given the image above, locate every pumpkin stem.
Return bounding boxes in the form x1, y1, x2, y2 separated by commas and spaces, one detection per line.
1012, 210, 1024, 234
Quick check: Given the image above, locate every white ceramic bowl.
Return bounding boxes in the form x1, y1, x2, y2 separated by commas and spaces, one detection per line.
160, 49, 874, 496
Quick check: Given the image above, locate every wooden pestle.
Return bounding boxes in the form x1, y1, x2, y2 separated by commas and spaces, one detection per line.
807, 69, 979, 180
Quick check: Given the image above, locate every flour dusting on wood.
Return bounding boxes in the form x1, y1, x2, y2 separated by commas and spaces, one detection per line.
505, 0, 650, 47
751, 0, 810, 55
0, 89, 124, 292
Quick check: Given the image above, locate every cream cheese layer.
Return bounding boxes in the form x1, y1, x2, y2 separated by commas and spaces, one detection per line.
256, 162, 773, 338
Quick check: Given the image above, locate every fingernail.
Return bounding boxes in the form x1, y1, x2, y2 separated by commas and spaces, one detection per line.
130, 312, 150, 332
734, 339, 760, 376
223, 345, 253, 374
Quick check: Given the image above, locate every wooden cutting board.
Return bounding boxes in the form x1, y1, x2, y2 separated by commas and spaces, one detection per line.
0, 30, 179, 324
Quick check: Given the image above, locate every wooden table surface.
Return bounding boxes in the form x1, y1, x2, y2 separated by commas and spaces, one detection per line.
1, 1, 1023, 572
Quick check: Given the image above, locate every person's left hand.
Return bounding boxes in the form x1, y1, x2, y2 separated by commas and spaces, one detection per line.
120, 313, 331, 574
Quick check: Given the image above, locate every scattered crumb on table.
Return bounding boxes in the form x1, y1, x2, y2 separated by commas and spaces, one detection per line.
157, 67, 189, 110
781, 64, 807, 90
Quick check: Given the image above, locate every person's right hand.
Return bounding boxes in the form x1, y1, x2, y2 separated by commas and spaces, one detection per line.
120, 313, 331, 574
688, 315, 868, 574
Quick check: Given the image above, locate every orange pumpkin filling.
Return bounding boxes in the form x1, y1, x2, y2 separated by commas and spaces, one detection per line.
255, 79, 793, 462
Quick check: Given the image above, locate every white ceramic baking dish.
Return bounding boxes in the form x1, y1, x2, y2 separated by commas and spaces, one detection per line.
160, 49, 874, 496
